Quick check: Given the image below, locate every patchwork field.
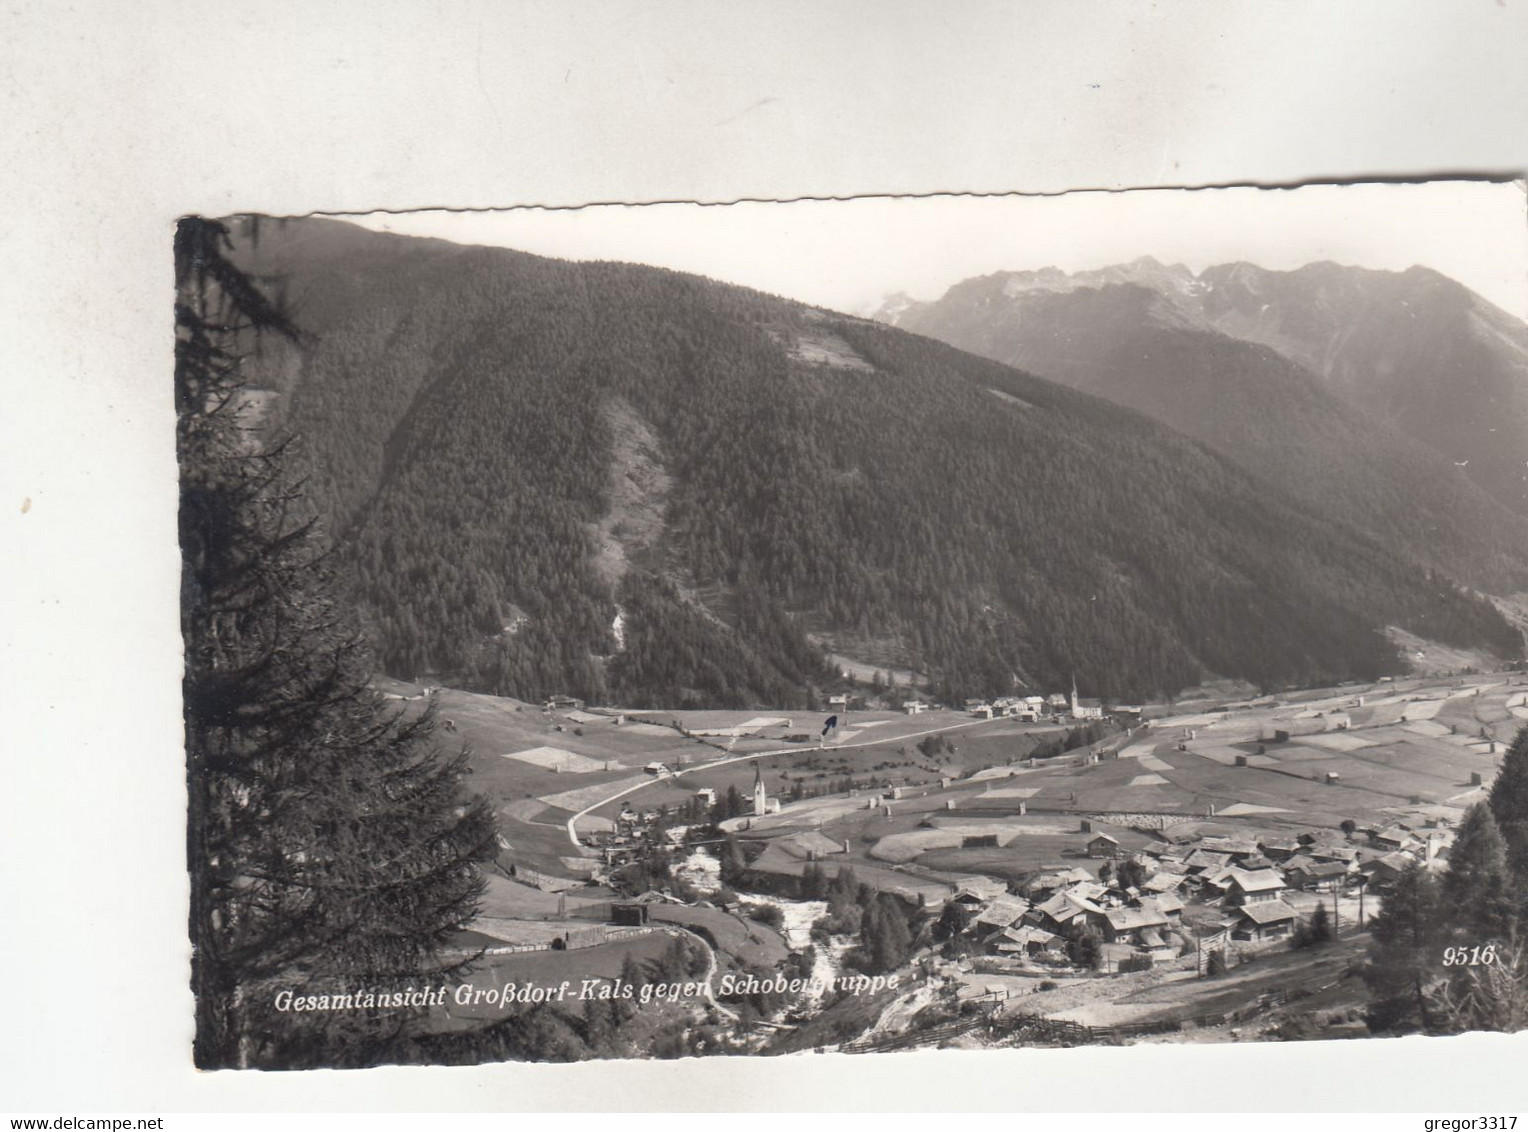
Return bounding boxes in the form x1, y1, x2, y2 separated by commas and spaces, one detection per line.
374, 672, 1527, 920
721, 673, 1526, 891
503, 746, 610, 773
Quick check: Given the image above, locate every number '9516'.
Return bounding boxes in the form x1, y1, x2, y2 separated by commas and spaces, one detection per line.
1442, 944, 1500, 966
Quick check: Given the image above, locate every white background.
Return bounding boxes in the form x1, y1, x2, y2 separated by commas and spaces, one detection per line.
3, 0, 1528, 1114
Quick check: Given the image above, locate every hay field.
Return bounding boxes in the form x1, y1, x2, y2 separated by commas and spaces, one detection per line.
503, 746, 610, 773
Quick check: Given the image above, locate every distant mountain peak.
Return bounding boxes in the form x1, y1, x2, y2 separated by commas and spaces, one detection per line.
887, 253, 1528, 522
868, 291, 918, 325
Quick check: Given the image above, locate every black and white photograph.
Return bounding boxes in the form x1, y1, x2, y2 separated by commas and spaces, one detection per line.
10, 0, 1528, 1118
177, 182, 1528, 1070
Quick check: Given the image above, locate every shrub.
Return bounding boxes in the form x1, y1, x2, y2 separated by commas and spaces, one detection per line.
749, 903, 785, 930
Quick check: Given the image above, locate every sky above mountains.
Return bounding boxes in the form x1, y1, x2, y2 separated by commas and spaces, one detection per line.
342, 181, 1528, 322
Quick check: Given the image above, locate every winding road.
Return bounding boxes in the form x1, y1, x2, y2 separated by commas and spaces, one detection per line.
564, 713, 1020, 850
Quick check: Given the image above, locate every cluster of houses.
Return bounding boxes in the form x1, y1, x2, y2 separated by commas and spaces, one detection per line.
958, 682, 1112, 723
897, 683, 1116, 722
822, 673, 1124, 722
940, 816, 1456, 971
942, 866, 1192, 970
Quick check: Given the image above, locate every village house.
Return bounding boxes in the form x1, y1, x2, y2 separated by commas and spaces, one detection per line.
948, 889, 988, 917
993, 697, 1037, 720
954, 875, 1010, 903
1136, 928, 1177, 962
1067, 880, 1109, 904
1284, 858, 1350, 892
1195, 867, 1239, 901
1370, 826, 1419, 853
1360, 851, 1415, 892
1299, 829, 1348, 849
1183, 849, 1233, 874
974, 895, 1032, 935
1031, 888, 1106, 938
989, 924, 1065, 959
1021, 867, 1095, 898
902, 699, 928, 715
1308, 843, 1360, 864
1142, 871, 1187, 895
783, 830, 849, 861
1256, 837, 1303, 862
1100, 902, 1171, 946
1223, 868, 1288, 907
1231, 899, 1298, 942
1138, 890, 1183, 919
1087, 832, 1121, 859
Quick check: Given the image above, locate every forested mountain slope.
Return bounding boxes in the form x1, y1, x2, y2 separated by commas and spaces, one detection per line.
886, 265, 1528, 594
232, 219, 1521, 708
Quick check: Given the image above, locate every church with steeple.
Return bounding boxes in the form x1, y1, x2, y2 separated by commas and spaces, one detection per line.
753, 762, 768, 817
1070, 675, 1104, 721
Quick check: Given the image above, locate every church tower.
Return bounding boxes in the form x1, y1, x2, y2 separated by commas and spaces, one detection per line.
753, 762, 767, 817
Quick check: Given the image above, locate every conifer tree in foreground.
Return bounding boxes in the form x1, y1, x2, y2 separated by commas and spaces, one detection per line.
1443, 803, 1517, 943
1364, 728, 1528, 1036
1432, 727, 1528, 1033
1489, 726, 1528, 892
1361, 861, 1446, 1033
177, 217, 496, 1069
